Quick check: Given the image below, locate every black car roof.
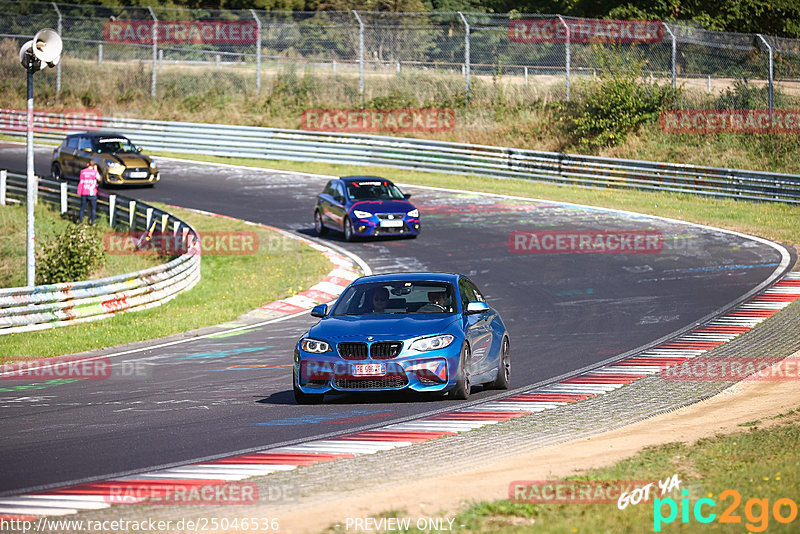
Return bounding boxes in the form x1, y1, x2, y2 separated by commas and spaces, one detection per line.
66, 132, 131, 139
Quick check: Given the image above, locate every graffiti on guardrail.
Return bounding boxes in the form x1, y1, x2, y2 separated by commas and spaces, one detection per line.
0, 108, 102, 134
660, 110, 800, 133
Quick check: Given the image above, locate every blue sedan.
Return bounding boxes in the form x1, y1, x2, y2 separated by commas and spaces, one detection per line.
314, 176, 420, 241
293, 273, 510, 404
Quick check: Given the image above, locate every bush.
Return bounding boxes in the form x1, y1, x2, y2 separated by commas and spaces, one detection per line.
572, 48, 673, 150
36, 223, 104, 285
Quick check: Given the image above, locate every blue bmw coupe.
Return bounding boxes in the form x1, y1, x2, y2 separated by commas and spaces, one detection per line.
314, 176, 420, 241
293, 273, 510, 404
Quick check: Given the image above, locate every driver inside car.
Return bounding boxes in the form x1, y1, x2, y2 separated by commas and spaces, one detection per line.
418, 291, 449, 313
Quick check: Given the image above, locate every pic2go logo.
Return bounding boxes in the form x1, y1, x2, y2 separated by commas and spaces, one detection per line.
654, 489, 799, 532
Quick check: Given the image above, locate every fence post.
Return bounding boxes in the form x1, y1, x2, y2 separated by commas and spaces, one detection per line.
250, 9, 262, 93
129, 200, 136, 228
333, 59, 337, 76
148, 6, 157, 98
524, 66, 528, 85
557, 15, 570, 101
0, 170, 6, 206
457, 12, 471, 97
60, 181, 67, 214
662, 23, 677, 100
51, 2, 62, 93
98, 43, 103, 65
109, 194, 116, 227
756, 34, 774, 114
352, 10, 365, 94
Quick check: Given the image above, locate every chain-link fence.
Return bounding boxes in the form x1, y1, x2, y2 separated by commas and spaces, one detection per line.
2, 1, 800, 111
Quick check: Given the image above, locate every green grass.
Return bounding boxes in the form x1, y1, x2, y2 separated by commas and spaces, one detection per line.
448, 412, 800, 533
0, 203, 331, 359
334, 411, 800, 533
0, 202, 163, 288
154, 151, 800, 248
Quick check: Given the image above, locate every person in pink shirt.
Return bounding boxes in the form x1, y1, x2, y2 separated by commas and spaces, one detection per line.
77, 161, 102, 224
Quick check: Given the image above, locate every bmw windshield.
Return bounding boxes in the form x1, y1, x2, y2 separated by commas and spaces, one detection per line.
346, 180, 405, 201
332, 281, 456, 316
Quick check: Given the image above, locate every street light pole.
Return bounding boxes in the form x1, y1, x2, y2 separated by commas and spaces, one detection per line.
19, 28, 62, 287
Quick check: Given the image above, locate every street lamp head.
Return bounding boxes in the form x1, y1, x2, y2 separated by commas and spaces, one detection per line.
19, 28, 62, 71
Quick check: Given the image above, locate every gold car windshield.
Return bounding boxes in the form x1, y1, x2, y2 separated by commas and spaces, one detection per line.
96, 138, 137, 154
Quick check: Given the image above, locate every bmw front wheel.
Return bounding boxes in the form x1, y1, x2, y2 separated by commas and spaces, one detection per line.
489, 336, 510, 390
451, 343, 472, 400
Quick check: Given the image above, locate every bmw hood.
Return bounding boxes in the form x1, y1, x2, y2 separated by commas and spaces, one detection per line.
350, 200, 415, 214
308, 314, 458, 341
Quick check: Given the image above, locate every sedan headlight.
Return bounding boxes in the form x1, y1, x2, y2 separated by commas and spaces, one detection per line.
105, 160, 124, 169
410, 334, 454, 352
301, 338, 330, 353
407, 209, 419, 218
352, 210, 372, 219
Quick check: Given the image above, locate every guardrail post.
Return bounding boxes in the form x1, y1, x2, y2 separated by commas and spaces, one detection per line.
250, 9, 262, 93
662, 23, 677, 101
161, 213, 169, 232
148, 7, 158, 98
557, 15, 570, 101
756, 34, 774, 114
352, 10, 364, 95
0, 170, 6, 206
109, 194, 116, 227
458, 12, 470, 97
129, 200, 136, 228
60, 181, 67, 214
146, 207, 153, 229
51, 2, 62, 93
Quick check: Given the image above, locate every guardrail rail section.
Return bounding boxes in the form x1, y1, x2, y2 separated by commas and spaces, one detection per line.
2, 112, 799, 204
0, 172, 201, 335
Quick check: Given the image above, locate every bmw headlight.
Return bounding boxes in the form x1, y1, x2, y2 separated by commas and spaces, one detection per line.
407, 209, 419, 218
352, 210, 372, 219
301, 338, 330, 354
105, 160, 124, 169
410, 334, 454, 352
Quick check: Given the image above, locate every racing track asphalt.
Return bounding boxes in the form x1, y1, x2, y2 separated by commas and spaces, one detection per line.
0, 144, 791, 495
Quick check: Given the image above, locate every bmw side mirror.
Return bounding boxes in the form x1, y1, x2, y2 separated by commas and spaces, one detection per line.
311, 304, 327, 318
465, 301, 489, 314
403, 193, 412, 199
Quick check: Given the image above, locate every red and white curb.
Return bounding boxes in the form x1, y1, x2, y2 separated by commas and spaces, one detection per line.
1, 273, 798, 519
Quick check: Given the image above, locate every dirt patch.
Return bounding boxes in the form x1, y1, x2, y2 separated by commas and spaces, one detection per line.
277, 350, 800, 533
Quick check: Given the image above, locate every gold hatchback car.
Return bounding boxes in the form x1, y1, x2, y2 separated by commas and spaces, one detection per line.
51, 132, 160, 186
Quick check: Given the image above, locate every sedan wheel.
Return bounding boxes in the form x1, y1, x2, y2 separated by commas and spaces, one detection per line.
489, 336, 511, 390
314, 211, 327, 236
344, 217, 356, 242
51, 163, 63, 181
451, 343, 472, 400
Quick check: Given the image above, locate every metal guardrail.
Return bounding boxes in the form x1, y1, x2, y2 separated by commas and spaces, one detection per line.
2, 112, 799, 204
0, 171, 201, 335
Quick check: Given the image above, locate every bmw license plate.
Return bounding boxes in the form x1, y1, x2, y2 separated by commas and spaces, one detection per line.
129, 171, 148, 178
352, 363, 386, 376
379, 219, 404, 228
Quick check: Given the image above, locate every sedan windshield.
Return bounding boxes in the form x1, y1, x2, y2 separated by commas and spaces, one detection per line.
95, 137, 138, 154
346, 180, 405, 201
332, 281, 456, 316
